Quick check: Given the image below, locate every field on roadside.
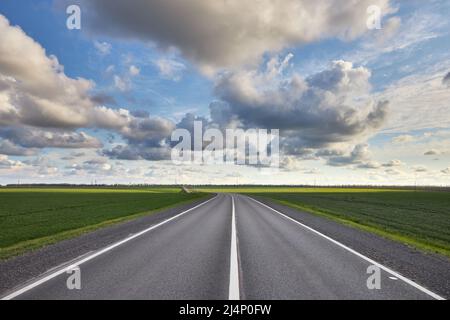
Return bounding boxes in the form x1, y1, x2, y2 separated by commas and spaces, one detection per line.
0, 187, 206, 259
198, 187, 450, 257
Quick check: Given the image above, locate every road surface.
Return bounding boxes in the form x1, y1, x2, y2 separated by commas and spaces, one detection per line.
1, 194, 444, 300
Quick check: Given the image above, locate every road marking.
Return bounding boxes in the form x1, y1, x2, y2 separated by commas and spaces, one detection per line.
246, 196, 445, 301
46, 251, 94, 273
229, 196, 240, 300
1, 195, 218, 300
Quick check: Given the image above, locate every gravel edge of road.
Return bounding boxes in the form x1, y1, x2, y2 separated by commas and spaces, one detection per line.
250, 195, 450, 299
0, 194, 215, 296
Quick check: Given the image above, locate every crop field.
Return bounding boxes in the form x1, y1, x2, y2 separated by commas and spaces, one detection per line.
0, 187, 206, 259
198, 187, 450, 257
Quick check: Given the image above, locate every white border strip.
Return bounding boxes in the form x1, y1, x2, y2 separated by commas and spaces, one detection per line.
1, 195, 218, 300
247, 196, 445, 301
228, 196, 240, 300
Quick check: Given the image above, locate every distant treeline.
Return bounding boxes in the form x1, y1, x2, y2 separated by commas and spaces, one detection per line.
194, 185, 450, 192
2, 184, 172, 188
1, 184, 450, 192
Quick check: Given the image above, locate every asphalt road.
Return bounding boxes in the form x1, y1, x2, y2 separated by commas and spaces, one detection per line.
1, 194, 444, 300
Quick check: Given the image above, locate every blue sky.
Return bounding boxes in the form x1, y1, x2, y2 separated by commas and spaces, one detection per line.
0, 0, 214, 119
0, 0, 449, 185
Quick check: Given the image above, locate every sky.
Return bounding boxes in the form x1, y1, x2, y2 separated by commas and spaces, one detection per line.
0, 0, 449, 185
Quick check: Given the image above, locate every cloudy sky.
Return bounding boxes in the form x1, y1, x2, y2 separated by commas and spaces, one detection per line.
0, 0, 449, 185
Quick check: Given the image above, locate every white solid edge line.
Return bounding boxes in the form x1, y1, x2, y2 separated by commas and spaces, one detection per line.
247, 196, 445, 301
228, 196, 240, 300
1, 195, 218, 301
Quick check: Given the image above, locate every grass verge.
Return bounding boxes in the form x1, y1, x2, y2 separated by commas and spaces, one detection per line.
0, 188, 208, 260
244, 190, 450, 258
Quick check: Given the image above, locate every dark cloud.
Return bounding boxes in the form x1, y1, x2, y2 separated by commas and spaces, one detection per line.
102, 145, 171, 161
443, 72, 450, 87
0, 139, 37, 156
84, 158, 108, 166
130, 110, 150, 118
59, 0, 394, 71
61, 152, 86, 161
72, 152, 86, 157
424, 150, 439, 156
90, 93, 117, 106
121, 117, 174, 146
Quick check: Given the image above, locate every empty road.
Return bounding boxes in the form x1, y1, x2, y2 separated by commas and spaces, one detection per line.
1, 194, 444, 300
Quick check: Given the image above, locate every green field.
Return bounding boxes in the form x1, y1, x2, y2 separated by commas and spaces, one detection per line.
198, 187, 450, 257
2, 186, 449, 260
0, 187, 207, 259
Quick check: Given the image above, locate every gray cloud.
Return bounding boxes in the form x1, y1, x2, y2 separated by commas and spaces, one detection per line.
21, 156, 59, 176
0, 127, 102, 149
0, 139, 37, 156
315, 149, 346, 157
357, 161, 381, 169
382, 159, 404, 167
75, 158, 113, 174
214, 59, 389, 151
130, 110, 150, 118
424, 150, 439, 156
61, 152, 86, 161
413, 166, 428, 173
102, 145, 171, 161
121, 116, 174, 147
443, 72, 450, 87
90, 93, 117, 106
327, 144, 370, 167
61, 0, 394, 71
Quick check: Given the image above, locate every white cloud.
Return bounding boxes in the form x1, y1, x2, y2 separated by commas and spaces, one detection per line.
155, 58, 186, 81
382, 159, 404, 167
105, 65, 115, 74
0, 15, 175, 155
129, 65, 140, 76
94, 41, 112, 55
412, 165, 428, 173
392, 135, 416, 144
113, 75, 130, 92
378, 64, 450, 133
0, 155, 24, 169
347, 10, 445, 65
327, 144, 371, 167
